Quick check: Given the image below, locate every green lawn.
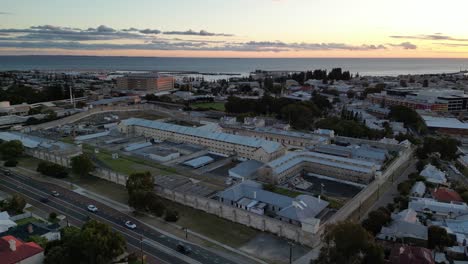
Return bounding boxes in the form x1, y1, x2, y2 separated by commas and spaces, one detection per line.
270, 187, 303, 198
15, 217, 43, 226
191, 102, 225, 111
163, 199, 258, 248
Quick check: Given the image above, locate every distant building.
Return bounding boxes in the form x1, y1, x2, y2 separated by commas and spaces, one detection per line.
422, 115, 468, 136
258, 151, 379, 184
419, 164, 448, 185
410, 181, 427, 197
409, 197, 468, 218
118, 118, 285, 162
116, 74, 175, 92
388, 245, 435, 264
432, 187, 463, 204
0, 235, 44, 264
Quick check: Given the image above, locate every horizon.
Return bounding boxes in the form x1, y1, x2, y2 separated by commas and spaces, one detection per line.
1, 0, 468, 58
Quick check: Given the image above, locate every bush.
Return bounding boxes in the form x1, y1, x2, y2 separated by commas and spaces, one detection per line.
164, 210, 179, 222
49, 212, 58, 222
37, 162, 68, 178
4, 160, 18, 167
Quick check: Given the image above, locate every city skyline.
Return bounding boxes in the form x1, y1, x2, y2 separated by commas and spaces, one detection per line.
1, 0, 468, 58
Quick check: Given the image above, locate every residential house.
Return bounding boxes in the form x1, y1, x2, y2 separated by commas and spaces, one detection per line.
420, 164, 448, 185
0, 235, 44, 264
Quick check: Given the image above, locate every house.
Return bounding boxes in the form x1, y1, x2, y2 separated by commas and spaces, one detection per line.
420, 164, 447, 185
0, 235, 44, 264
0, 223, 61, 242
0, 212, 16, 233
389, 245, 435, 264
409, 197, 468, 218
432, 187, 464, 204
377, 209, 428, 245
410, 181, 427, 197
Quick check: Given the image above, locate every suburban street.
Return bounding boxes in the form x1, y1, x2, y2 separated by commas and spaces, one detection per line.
0, 170, 238, 264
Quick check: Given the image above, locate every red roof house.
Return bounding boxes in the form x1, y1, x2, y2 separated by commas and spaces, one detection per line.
0, 235, 44, 264
432, 187, 463, 203
389, 245, 435, 264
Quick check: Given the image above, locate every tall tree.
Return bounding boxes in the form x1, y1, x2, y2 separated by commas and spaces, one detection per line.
314, 221, 384, 264
70, 154, 94, 177
0, 140, 24, 160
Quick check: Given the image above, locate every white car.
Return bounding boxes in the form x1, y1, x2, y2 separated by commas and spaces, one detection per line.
87, 205, 98, 212
125, 221, 136, 229
51, 191, 59, 197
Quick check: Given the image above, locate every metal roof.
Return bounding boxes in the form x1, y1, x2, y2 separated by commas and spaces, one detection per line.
121, 118, 282, 154
183, 156, 214, 168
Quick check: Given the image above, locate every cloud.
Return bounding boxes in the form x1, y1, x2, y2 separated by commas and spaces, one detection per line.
0, 24, 408, 53
164, 29, 234, 37
139, 29, 162, 34
390, 33, 468, 42
388, 42, 417, 50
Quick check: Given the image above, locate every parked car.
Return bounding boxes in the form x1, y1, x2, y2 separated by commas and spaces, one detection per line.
87, 205, 98, 212
124, 221, 136, 229
51, 191, 59, 197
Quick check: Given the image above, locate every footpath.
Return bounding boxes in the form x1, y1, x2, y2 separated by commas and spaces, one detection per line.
8, 165, 267, 264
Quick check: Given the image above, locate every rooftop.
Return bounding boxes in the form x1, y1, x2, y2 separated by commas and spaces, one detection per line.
0, 235, 43, 264
120, 118, 283, 154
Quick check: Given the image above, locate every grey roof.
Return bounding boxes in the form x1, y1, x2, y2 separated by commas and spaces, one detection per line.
377, 220, 428, 241
409, 197, 468, 216
75, 131, 110, 141
183, 156, 214, 168
276, 195, 328, 221
0, 132, 76, 153
410, 181, 426, 197
420, 164, 447, 184
121, 118, 282, 154
266, 151, 377, 175
217, 180, 293, 209
217, 180, 328, 220
229, 160, 264, 178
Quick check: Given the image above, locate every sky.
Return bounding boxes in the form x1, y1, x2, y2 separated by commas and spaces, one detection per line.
1, 0, 468, 58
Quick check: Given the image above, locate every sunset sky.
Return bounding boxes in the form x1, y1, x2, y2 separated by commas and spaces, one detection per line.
1, 0, 468, 58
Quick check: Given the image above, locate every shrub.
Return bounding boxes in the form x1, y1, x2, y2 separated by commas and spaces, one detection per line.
37, 162, 68, 178
164, 210, 179, 222
4, 160, 18, 167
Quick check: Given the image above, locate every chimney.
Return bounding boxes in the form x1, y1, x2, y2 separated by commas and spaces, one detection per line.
9, 239, 16, 251
27, 224, 33, 234
318, 195, 321, 203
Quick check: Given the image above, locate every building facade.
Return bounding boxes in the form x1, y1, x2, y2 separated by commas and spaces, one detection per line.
118, 118, 285, 162
116, 74, 175, 92
258, 151, 378, 184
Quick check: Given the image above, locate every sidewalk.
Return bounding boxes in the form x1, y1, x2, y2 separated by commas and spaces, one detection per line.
9, 165, 266, 264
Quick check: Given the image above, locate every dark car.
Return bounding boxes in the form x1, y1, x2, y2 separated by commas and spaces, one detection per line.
40, 197, 49, 203
176, 243, 191, 254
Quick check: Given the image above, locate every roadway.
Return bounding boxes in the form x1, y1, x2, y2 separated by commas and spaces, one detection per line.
0, 171, 237, 264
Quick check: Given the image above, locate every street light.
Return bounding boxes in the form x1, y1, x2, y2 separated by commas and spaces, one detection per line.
288, 241, 294, 264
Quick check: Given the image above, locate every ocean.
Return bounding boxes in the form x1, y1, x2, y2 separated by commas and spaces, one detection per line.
1, 56, 468, 76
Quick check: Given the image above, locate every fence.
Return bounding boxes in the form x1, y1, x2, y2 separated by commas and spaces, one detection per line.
10, 212, 33, 221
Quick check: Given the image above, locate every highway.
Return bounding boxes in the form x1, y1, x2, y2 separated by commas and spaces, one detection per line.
0, 171, 237, 264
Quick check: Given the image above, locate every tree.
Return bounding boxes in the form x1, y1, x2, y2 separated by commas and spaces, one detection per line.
37, 162, 68, 178
314, 221, 384, 264
4, 160, 18, 167
3, 194, 26, 214
126, 172, 155, 210
428, 226, 454, 250
45, 221, 126, 264
362, 207, 391, 235
164, 209, 179, 222
49, 212, 58, 222
70, 154, 94, 177
389, 106, 427, 134
0, 140, 24, 160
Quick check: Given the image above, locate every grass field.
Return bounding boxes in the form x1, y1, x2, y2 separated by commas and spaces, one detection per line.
191, 102, 225, 111
270, 187, 303, 198
162, 199, 259, 248
15, 217, 44, 226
